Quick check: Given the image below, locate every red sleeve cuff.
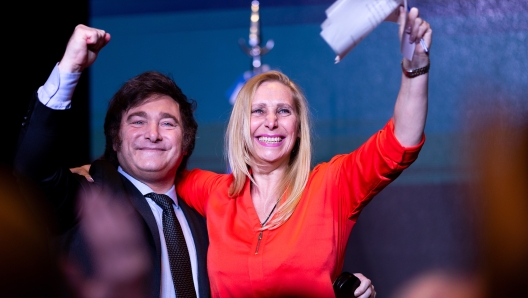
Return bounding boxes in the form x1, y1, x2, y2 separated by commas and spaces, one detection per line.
380, 118, 425, 165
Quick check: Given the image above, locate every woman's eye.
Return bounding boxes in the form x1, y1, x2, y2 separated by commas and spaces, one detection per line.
278, 108, 291, 114
252, 109, 264, 114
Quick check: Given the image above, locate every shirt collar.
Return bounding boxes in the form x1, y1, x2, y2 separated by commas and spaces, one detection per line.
117, 166, 179, 207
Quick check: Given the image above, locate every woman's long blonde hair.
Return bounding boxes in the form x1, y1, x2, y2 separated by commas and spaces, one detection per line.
225, 71, 312, 230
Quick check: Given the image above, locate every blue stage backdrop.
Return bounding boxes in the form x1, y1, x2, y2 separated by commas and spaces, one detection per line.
89, 1, 527, 296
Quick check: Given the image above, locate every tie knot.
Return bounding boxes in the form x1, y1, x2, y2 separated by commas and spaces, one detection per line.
145, 192, 173, 211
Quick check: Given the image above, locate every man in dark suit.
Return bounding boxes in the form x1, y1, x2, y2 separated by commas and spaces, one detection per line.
14, 24, 209, 298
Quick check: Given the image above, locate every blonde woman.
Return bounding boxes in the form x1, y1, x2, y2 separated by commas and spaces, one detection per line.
175, 7, 430, 296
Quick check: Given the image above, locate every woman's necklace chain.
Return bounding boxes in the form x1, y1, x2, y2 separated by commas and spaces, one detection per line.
255, 198, 280, 255
260, 198, 280, 226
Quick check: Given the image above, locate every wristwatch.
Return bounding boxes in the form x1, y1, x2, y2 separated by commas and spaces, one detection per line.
401, 59, 430, 78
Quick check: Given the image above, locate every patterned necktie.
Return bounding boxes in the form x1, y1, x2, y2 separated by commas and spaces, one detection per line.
145, 193, 197, 298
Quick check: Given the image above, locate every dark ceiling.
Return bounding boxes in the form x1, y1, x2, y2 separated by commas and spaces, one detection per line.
90, 0, 528, 18
90, 0, 336, 17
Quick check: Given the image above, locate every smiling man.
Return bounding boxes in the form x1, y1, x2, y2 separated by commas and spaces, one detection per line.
114, 94, 186, 191
14, 25, 209, 298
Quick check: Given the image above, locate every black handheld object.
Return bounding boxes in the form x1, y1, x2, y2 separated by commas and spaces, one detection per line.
333, 272, 361, 298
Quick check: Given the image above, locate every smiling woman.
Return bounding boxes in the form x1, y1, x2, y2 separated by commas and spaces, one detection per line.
173, 7, 430, 297
177, 67, 423, 297
225, 72, 310, 230
249, 81, 299, 168
173, 7, 431, 294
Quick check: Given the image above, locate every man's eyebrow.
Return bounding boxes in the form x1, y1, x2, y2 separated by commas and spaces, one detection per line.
126, 111, 147, 121
126, 111, 180, 123
127, 111, 180, 123
159, 112, 179, 124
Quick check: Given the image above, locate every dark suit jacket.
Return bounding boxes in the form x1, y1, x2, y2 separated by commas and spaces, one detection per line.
14, 93, 210, 298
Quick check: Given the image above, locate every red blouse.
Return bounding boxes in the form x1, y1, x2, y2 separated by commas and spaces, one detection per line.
177, 119, 424, 297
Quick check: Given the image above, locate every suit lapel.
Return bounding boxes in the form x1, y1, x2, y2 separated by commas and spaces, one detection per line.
90, 160, 162, 254
120, 175, 162, 255
89, 160, 163, 298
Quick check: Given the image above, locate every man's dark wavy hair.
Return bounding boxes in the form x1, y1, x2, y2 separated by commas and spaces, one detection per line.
102, 71, 198, 180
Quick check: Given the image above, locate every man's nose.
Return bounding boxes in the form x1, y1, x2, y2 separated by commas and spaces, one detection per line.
145, 123, 162, 141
